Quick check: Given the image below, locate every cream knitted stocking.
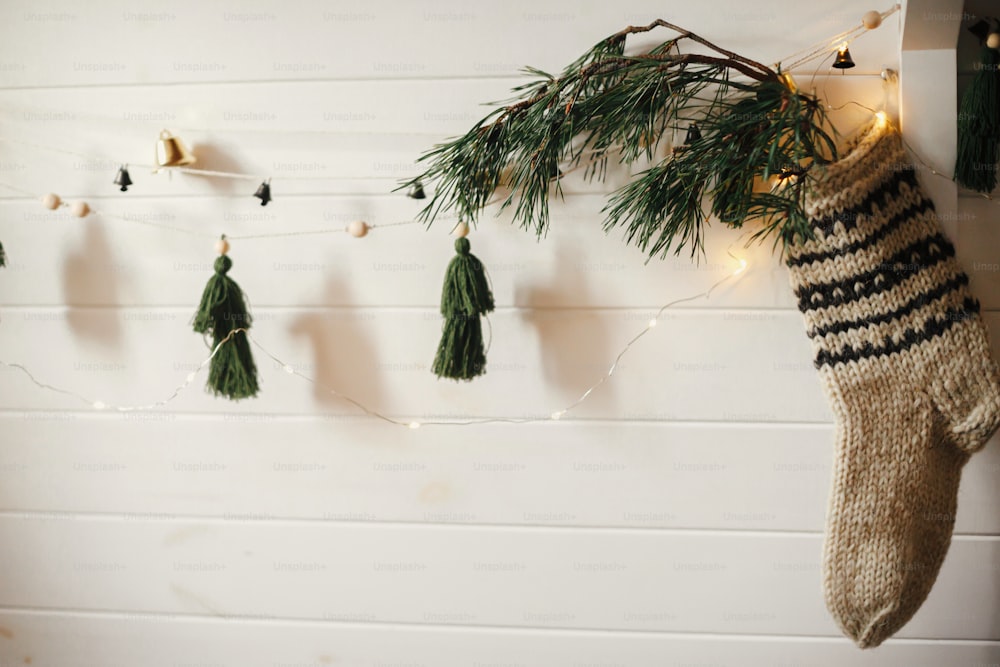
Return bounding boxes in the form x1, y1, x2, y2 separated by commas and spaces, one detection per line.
785, 119, 1000, 648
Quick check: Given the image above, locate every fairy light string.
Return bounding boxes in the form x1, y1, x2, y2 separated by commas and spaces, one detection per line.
0, 156, 749, 426
826, 69, 1000, 205
0, 255, 750, 428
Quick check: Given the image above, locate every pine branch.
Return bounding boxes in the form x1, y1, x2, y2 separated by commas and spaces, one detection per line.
402, 20, 838, 257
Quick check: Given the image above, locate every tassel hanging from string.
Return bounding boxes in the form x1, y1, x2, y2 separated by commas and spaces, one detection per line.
432, 233, 495, 381
192, 236, 260, 400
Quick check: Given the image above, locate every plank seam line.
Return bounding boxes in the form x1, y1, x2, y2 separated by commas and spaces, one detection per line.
0, 410, 837, 427
0, 605, 994, 644
0, 510, 994, 539
0, 72, 888, 92
1, 305, 998, 316
0, 510, 829, 536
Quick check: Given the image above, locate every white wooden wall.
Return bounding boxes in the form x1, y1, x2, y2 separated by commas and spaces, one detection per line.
0, 1, 997, 665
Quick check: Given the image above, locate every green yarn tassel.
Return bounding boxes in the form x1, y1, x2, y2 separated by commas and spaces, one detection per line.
192, 248, 259, 400
956, 46, 1000, 193
432, 236, 495, 380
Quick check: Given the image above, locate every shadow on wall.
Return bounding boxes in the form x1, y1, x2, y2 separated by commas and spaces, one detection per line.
515, 241, 618, 413
62, 218, 122, 345
187, 142, 248, 196
289, 276, 383, 411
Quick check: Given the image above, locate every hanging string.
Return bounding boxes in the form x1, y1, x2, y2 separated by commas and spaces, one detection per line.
0, 179, 425, 241
0, 128, 627, 193
0, 135, 402, 183
779, 4, 901, 73
783, 24, 866, 72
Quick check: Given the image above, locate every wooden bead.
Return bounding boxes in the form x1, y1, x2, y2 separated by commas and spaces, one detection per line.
452, 221, 470, 238
861, 10, 882, 29
862, 10, 882, 29
348, 220, 369, 238
70, 201, 90, 217
988, 33, 1000, 50
215, 238, 230, 255
41, 193, 61, 210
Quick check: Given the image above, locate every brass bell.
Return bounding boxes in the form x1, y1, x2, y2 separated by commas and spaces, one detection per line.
407, 179, 426, 200
113, 164, 133, 192
832, 43, 856, 70
254, 179, 271, 206
779, 71, 798, 93
155, 129, 196, 169
684, 123, 702, 144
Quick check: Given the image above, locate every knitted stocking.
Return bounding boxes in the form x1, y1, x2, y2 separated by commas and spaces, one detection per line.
785, 119, 1000, 648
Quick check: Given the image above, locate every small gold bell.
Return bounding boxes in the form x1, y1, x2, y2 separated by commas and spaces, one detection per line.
779, 71, 798, 93
155, 129, 196, 169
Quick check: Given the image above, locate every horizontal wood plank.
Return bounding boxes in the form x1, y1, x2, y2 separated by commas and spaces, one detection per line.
0, 1, 899, 86
0, 306, 832, 421
0, 75, 884, 186
3, 307, 999, 421
0, 188, 990, 309
0, 515, 994, 639
0, 610, 995, 667
0, 416, 998, 534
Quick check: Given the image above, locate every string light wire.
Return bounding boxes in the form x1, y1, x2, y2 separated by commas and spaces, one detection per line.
0, 255, 749, 427
843, 68, 999, 205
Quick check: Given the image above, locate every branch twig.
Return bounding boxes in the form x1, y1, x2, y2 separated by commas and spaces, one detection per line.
609, 19, 776, 78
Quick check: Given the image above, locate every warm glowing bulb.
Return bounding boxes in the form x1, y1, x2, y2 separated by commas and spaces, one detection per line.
838, 41, 849, 55
408, 421, 421, 429
648, 318, 658, 328
551, 411, 564, 420
734, 258, 748, 275
93, 400, 106, 410
874, 110, 887, 126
